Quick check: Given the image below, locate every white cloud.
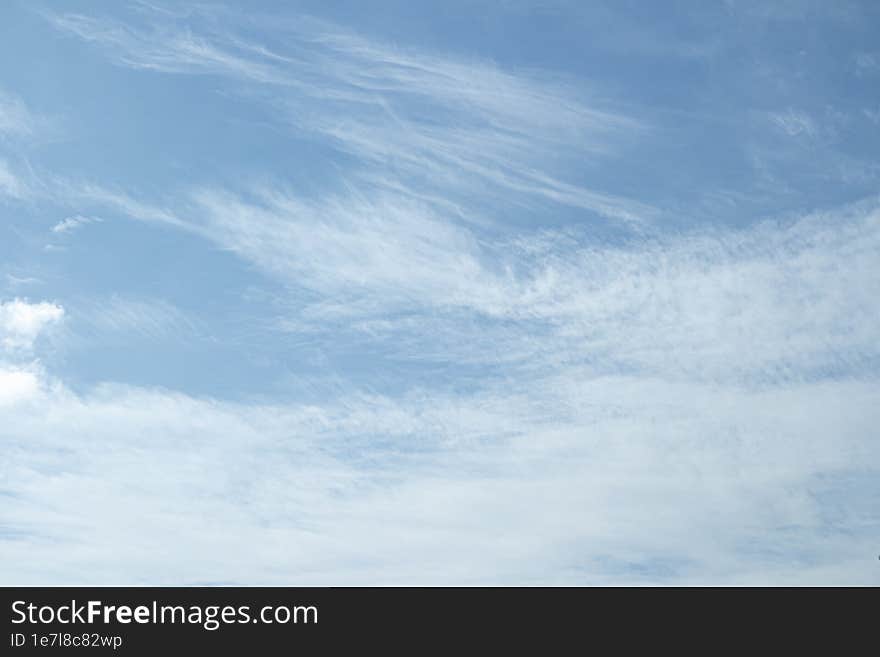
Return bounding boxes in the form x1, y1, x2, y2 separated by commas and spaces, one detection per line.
44, 11, 289, 84
863, 108, 880, 125
5, 274, 42, 288
66, 182, 187, 228
769, 109, 818, 138
0, 90, 36, 139
45, 7, 652, 224
52, 215, 102, 234
854, 51, 878, 74
190, 188, 494, 308
172, 187, 880, 385
0, 367, 41, 406
0, 362, 877, 584
76, 297, 197, 341
9, 5, 878, 586
0, 159, 29, 200
64, 175, 880, 391
0, 299, 65, 351
0, 197, 877, 584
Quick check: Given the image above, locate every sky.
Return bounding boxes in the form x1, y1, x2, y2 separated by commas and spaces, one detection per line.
1, 0, 878, 585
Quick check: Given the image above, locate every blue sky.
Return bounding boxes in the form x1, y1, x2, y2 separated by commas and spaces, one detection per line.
1, 0, 879, 584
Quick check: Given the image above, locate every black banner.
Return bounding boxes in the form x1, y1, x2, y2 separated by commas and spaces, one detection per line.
1, 587, 872, 653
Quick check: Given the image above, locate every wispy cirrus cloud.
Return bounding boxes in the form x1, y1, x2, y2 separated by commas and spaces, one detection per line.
0, 90, 39, 140
97, 182, 876, 382
44, 6, 652, 224
58, 173, 880, 387
74, 296, 197, 342
0, 159, 30, 201
51, 214, 102, 234
769, 109, 819, 139
0, 89, 53, 203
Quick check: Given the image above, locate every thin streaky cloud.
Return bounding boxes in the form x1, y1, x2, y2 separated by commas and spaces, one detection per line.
0, 90, 36, 139
44, 6, 653, 224
0, 159, 29, 201
65, 177, 880, 387
52, 215, 102, 234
